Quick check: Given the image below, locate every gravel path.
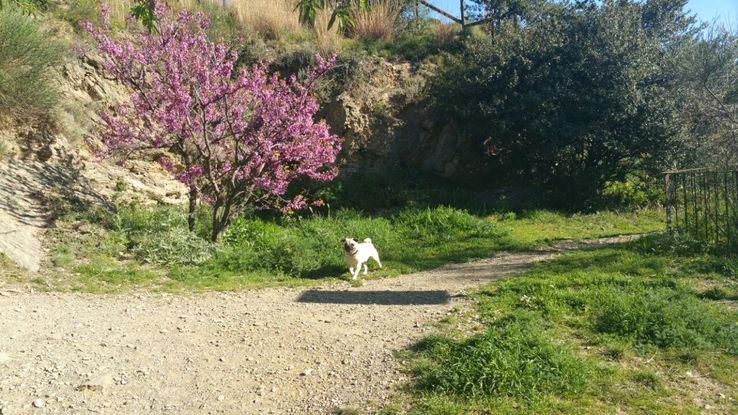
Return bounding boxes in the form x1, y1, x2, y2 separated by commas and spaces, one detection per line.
0, 236, 638, 415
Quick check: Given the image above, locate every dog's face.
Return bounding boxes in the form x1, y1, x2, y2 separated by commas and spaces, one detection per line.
343, 238, 358, 254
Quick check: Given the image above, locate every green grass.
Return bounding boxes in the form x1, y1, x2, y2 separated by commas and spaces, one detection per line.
397, 236, 738, 414
39, 200, 662, 292
491, 209, 664, 246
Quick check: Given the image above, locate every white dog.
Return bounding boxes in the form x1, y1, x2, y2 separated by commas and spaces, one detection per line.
342, 237, 382, 280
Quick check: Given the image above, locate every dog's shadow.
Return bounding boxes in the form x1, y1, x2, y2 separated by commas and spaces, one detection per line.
296, 289, 450, 305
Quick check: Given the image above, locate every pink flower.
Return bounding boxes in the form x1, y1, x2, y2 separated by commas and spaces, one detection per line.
85, 1, 340, 239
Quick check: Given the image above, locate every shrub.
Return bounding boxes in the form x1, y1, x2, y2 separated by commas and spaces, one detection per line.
60, 0, 242, 42
313, 170, 498, 214
116, 203, 188, 234
1, 0, 49, 13
599, 175, 661, 210
314, 7, 345, 54
115, 204, 213, 266
129, 227, 213, 266
429, 1, 693, 207
0, 6, 62, 121
55, 0, 109, 31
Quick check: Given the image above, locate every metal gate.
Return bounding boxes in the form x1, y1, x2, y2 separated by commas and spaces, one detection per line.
664, 168, 738, 246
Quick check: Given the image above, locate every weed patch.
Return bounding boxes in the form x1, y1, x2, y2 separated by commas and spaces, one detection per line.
399, 236, 738, 414
411, 321, 589, 400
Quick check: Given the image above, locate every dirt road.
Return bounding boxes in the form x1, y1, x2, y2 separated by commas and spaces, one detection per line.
0, 236, 636, 414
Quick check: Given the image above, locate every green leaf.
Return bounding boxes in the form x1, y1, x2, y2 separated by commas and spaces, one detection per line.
130, 0, 157, 32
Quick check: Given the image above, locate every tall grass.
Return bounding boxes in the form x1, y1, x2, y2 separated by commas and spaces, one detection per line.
228, 0, 303, 39
314, 7, 344, 54
0, 6, 63, 122
351, 0, 401, 42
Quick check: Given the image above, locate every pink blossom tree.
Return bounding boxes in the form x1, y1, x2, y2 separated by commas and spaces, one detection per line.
83, 2, 341, 241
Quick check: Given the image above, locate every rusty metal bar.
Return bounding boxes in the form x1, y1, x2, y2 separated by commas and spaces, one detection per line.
665, 173, 672, 234
682, 173, 689, 234
465, 17, 494, 27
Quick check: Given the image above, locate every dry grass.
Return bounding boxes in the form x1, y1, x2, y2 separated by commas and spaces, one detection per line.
314, 8, 344, 54
62, 0, 222, 30
351, 0, 401, 42
228, 0, 303, 39
432, 20, 459, 46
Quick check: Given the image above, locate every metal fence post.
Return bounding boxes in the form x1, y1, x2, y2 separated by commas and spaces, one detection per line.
665, 172, 672, 235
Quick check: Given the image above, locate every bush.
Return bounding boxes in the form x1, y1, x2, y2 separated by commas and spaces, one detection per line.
313, 7, 345, 54
115, 204, 213, 266
129, 227, 213, 265
313, 170, 498, 214
429, 1, 693, 207
60, 0, 243, 42
599, 175, 661, 210
0, 6, 62, 121
54, 0, 101, 31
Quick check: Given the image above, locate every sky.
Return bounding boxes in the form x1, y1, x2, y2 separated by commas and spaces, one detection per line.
427, 0, 738, 26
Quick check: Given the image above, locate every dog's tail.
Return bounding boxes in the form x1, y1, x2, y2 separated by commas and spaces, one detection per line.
363, 238, 372, 243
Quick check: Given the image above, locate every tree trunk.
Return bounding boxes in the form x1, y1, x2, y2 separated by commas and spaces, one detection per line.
210, 201, 232, 242
188, 185, 197, 232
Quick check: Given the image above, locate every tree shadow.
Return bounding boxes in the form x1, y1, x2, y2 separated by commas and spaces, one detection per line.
296, 289, 451, 305
0, 150, 109, 227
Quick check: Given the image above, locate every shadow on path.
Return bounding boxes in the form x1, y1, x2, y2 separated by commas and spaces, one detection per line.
297, 289, 451, 305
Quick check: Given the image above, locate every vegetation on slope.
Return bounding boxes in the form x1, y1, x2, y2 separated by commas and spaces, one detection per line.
37, 178, 662, 293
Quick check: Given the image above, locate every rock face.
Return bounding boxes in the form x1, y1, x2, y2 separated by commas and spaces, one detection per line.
57, 54, 188, 206
0, 52, 186, 271
323, 58, 483, 179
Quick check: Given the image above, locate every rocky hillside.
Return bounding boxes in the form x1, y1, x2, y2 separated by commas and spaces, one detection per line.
0, 19, 475, 272
323, 58, 476, 178
0, 52, 187, 272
